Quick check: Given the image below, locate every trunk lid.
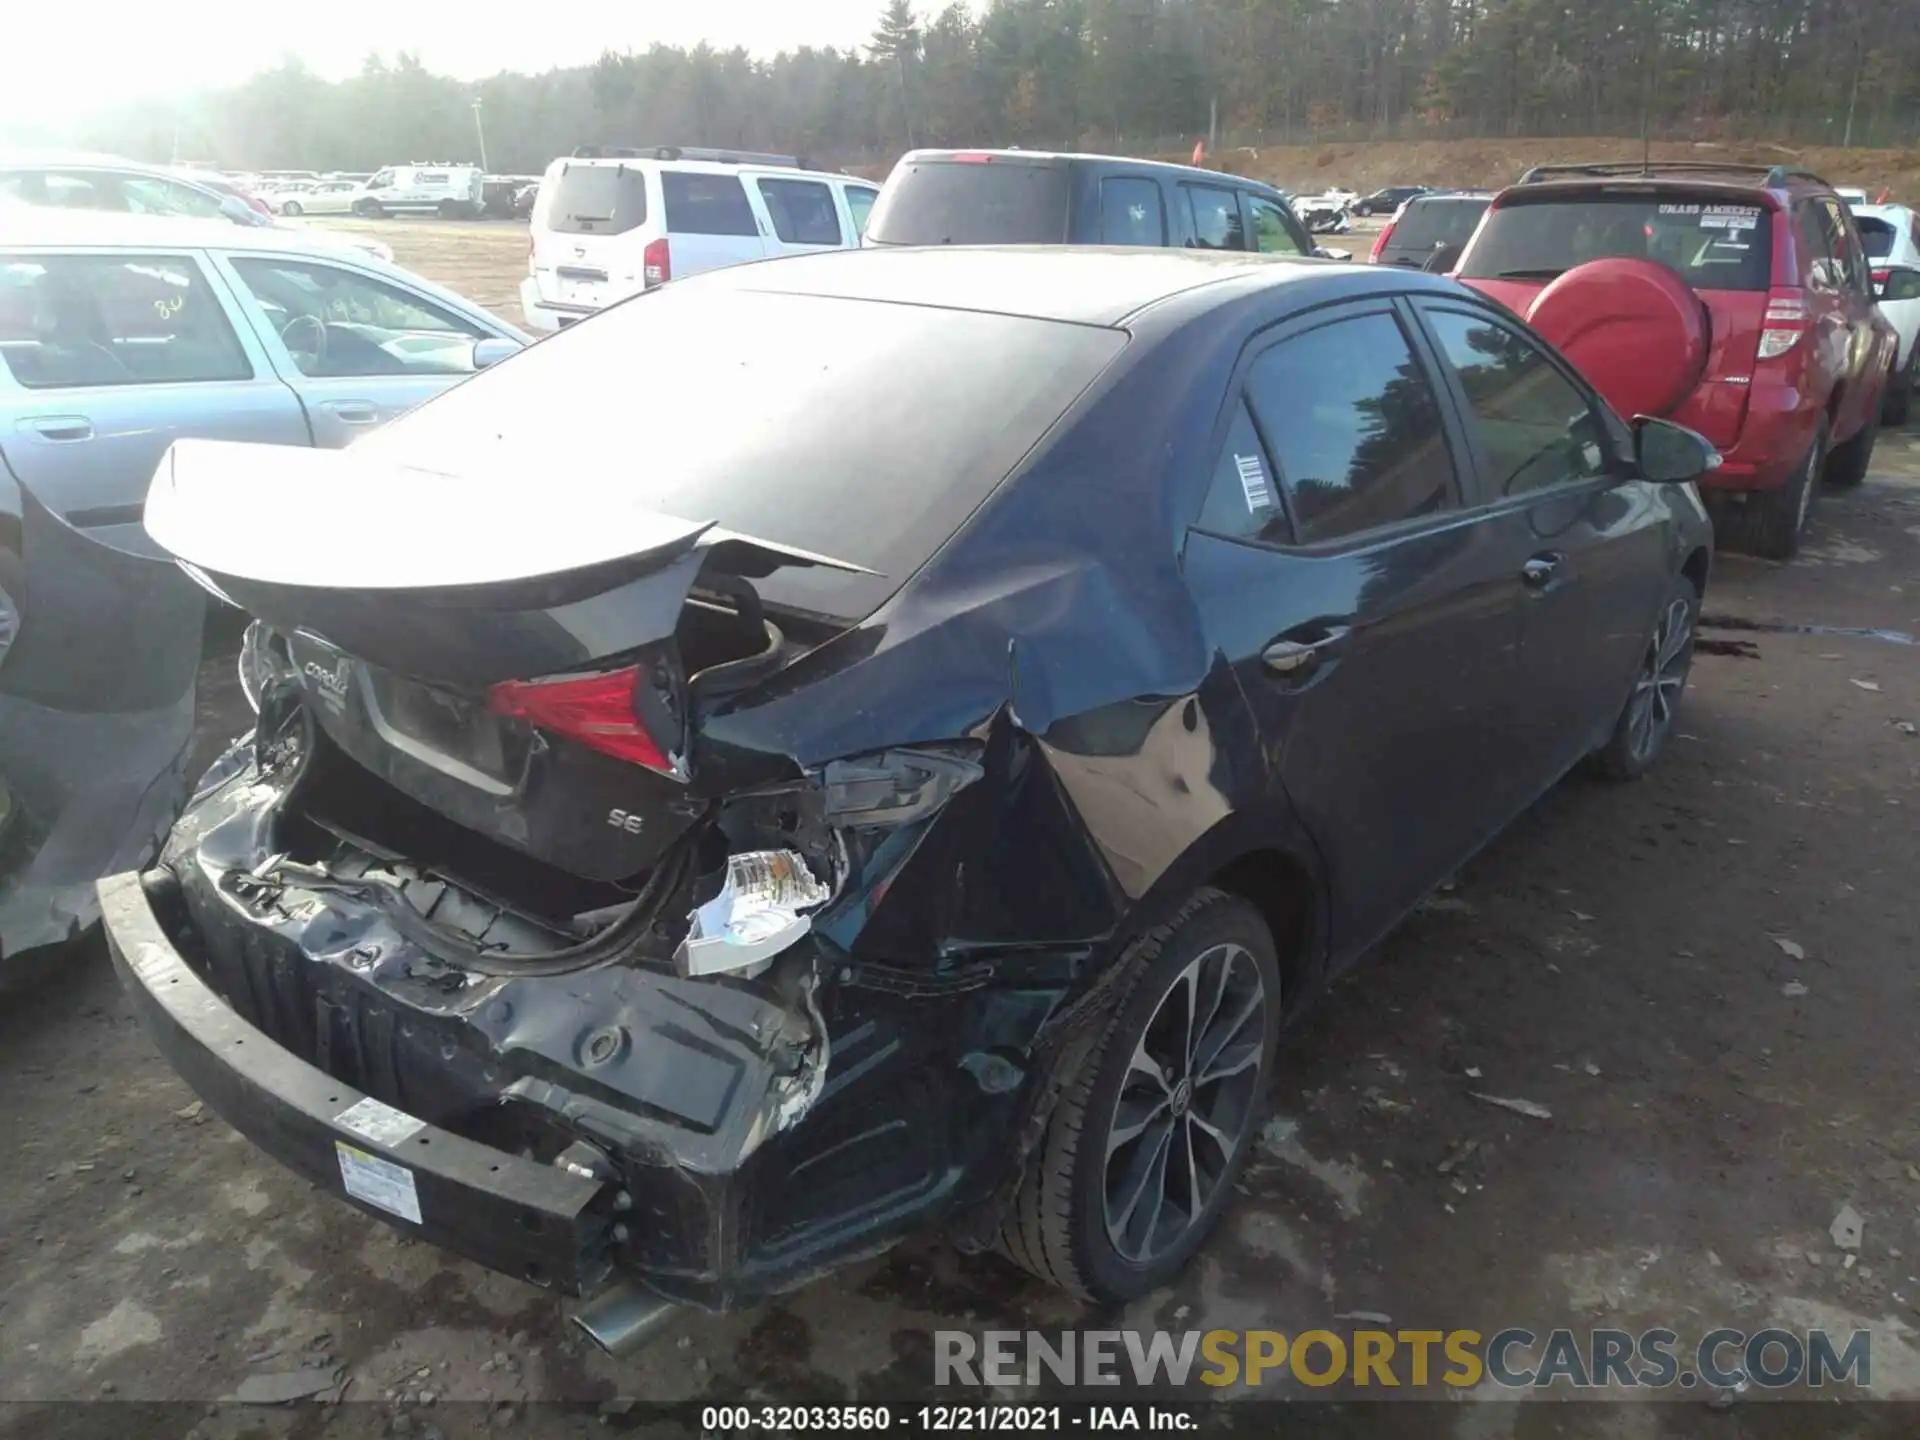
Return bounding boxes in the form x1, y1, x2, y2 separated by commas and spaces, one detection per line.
148, 439, 866, 883
530, 160, 652, 311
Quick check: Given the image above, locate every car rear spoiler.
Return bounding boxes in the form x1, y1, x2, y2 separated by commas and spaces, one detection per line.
1516, 161, 1830, 189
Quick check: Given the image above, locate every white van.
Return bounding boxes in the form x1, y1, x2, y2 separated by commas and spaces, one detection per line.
520, 146, 880, 333
355, 163, 486, 219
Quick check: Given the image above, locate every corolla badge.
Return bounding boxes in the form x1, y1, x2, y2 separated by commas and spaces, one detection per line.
302, 657, 352, 710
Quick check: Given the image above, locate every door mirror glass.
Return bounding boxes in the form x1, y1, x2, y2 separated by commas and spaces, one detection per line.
1633, 416, 1720, 484
472, 336, 521, 370
1877, 266, 1920, 302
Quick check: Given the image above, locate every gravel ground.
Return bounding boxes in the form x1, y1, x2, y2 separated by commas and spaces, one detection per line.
2, 234, 1918, 1438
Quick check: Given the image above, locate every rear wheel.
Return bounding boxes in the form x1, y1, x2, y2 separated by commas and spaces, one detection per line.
353, 198, 385, 219
1713, 418, 1825, 561
1594, 575, 1698, 780
996, 889, 1281, 1302
1824, 413, 1878, 489
437, 199, 462, 219
280, 200, 303, 217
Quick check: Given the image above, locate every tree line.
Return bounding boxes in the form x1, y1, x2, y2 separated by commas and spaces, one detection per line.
46, 0, 1920, 176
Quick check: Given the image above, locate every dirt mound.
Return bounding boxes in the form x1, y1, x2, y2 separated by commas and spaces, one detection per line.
1168, 137, 1920, 200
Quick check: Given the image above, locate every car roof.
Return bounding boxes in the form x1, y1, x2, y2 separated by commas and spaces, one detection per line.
559, 155, 857, 182
0, 206, 379, 257
895, 148, 1287, 195
1852, 202, 1912, 222
697, 245, 1432, 327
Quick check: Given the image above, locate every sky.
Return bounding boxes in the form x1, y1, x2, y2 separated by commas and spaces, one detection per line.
1, 0, 891, 124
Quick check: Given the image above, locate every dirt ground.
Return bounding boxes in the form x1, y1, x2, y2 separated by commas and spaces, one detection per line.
5, 232, 1920, 1437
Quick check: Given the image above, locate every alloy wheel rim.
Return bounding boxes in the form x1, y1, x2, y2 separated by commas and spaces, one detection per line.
1102, 942, 1270, 1266
1627, 596, 1694, 762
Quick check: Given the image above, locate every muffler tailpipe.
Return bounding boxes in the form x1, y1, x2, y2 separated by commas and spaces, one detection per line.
571, 1281, 683, 1357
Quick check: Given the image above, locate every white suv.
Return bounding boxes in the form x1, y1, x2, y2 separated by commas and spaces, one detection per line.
520, 147, 880, 333
1855, 202, 1920, 423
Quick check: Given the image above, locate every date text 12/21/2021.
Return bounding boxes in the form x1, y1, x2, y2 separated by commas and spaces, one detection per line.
701, 1405, 1198, 1431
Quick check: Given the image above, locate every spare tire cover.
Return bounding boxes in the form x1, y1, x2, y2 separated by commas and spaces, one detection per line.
1523, 258, 1708, 421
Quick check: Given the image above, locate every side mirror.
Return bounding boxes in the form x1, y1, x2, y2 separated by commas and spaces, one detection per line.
472, 337, 522, 370
1877, 266, 1920, 302
1632, 416, 1720, 484
1315, 247, 1352, 261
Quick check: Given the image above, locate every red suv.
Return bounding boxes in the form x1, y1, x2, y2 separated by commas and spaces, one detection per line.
1455, 163, 1898, 558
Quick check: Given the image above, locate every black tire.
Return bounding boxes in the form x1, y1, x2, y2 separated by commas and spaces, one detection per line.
1883, 350, 1915, 427
353, 198, 385, 219
996, 888, 1282, 1303
1593, 574, 1699, 781
1712, 417, 1825, 560
280, 200, 303, 217
437, 199, 460, 219
1824, 414, 1877, 489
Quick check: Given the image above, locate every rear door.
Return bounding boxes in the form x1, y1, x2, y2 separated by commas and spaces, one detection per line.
530, 160, 653, 313
214, 253, 498, 447
0, 246, 307, 555
752, 175, 847, 258
1412, 297, 1665, 780
662, 170, 768, 277
1181, 301, 1530, 961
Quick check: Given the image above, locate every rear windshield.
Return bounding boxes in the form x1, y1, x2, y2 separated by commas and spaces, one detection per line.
1855, 216, 1895, 259
1461, 192, 1774, 290
1389, 197, 1489, 251
545, 162, 648, 236
866, 159, 1071, 245
364, 288, 1128, 621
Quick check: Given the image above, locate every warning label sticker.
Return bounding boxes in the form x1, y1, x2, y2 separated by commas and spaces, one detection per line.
336, 1142, 422, 1225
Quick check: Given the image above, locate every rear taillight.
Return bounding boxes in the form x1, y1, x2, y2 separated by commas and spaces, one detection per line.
488, 666, 672, 773
1369, 219, 1396, 263
1757, 287, 1808, 361
643, 237, 671, 288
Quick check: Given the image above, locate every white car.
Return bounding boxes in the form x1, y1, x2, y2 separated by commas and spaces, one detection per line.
0, 207, 526, 555
520, 146, 880, 334
276, 179, 370, 218
353, 164, 486, 219
1855, 203, 1920, 423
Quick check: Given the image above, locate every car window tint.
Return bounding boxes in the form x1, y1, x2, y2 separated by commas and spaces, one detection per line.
1463, 193, 1772, 290
229, 258, 485, 379
1248, 196, 1307, 255
845, 186, 878, 238
758, 178, 843, 246
1424, 309, 1609, 498
0, 253, 251, 389
1856, 216, 1895, 259
1246, 312, 1455, 543
1797, 202, 1836, 287
1183, 184, 1246, 250
1822, 200, 1868, 292
1196, 400, 1286, 542
547, 164, 648, 235
662, 172, 758, 237
1099, 177, 1165, 246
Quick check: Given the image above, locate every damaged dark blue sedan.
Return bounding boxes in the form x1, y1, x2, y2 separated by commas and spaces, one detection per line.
102, 247, 1716, 1347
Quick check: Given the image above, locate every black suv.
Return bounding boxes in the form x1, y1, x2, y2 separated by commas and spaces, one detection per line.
1369, 191, 1493, 270
1355, 185, 1430, 216
864, 149, 1334, 258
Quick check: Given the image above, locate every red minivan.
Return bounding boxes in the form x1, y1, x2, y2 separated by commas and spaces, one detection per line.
1454, 163, 1898, 559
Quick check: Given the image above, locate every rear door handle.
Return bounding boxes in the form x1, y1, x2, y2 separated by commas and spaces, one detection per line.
1521, 552, 1565, 590
1261, 624, 1351, 677
319, 400, 380, 426
22, 415, 92, 441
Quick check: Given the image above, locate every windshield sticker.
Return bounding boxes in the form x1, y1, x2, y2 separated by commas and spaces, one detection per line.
1235, 453, 1275, 513
1659, 202, 1761, 231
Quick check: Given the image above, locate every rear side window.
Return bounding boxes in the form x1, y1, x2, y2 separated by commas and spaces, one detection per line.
1389, 198, 1488, 253
1099, 177, 1166, 246
662, 172, 757, 237
845, 186, 878, 238
1183, 185, 1246, 250
1244, 312, 1455, 543
758, 178, 843, 246
0, 253, 251, 390
864, 159, 1070, 245
1197, 401, 1285, 543
546, 163, 649, 236
1855, 216, 1895, 259
1462, 192, 1774, 291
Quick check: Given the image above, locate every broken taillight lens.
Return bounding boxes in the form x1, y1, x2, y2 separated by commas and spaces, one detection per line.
487, 666, 672, 773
